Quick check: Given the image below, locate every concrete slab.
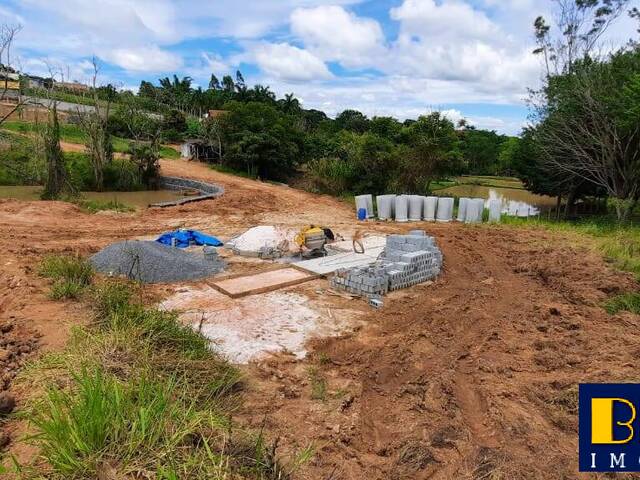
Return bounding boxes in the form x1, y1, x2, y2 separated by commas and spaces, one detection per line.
295, 246, 385, 275
210, 267, 316, 298
326, 235, 386, 254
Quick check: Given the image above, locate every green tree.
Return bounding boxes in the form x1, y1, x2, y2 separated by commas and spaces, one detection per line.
335, 110, 369, 133
219, 101, 303, 180
395, 112, 459, 193
535, 49, 640, 220
459, 129, 505, 175
497, 137, 520, 175
209, 74, 221, 91
369, 116, 402, 141
42, 104, 69, 199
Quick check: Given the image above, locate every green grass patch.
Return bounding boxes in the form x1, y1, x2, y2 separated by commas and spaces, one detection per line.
307, 366, 327, 401
430, 179, 457, 191
39, 255, 93, 300
159, 145, 180, 159
604, 293, 640, 315
74, 198, 134, 214
24, 88, 108, 108
30, 366, 224, 478
457, 175, 524, 190
2, 120, 174, 158
14, 275, 314, 478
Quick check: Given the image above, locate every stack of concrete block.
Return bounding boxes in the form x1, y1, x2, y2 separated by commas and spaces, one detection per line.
330, 230, 443, 298
331, 264, 390, 296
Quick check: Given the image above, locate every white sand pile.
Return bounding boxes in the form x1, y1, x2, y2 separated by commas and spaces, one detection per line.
227, 226, 295, 257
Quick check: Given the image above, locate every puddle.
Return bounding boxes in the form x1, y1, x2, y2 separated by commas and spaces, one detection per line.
0, 186, 184, 208
160, 285, 360, 363
436, 185, 556, 216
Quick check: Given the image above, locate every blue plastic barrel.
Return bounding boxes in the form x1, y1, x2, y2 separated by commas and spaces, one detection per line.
357, 208, 367, 221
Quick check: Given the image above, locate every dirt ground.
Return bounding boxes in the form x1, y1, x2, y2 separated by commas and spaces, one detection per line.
1, 159, 638, 478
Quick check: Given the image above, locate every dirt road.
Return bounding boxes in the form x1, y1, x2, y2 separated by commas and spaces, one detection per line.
0, 159, 638, 478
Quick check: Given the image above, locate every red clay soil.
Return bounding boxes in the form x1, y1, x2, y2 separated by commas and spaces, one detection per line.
239, 226, 640, 479
0, 159, 638, 479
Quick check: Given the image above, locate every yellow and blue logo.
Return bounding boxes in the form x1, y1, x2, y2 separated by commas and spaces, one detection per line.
580, 384, 640, 471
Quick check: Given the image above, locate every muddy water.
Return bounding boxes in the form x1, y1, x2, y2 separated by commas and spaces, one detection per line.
0, 185, 183, 208
436, 185, 556, 216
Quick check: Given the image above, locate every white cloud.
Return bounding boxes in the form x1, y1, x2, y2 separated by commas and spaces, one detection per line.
290, 6, 385, 67
384, 0, 543, 96
391, 0, 499, 42
252, 43, 332, 82
5, 0, 639, 134
103, 46, 182, 72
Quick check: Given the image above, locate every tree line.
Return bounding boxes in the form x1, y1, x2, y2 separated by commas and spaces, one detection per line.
112, 72, 518, 194
512, 0, 640, 221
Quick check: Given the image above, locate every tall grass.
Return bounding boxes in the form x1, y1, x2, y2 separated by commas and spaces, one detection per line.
23, 261, 312, 479
39, 255, 93, 299
31, 366, 227, 478
16, 275, 302, 479
92, 281, 211, 360
306, 157, 355, 195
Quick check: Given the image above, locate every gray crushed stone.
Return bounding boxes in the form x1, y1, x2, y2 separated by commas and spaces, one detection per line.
90, 240, 225, 284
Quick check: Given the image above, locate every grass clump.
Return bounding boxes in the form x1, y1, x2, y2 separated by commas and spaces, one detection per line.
307, 366, 327, 401
39, 255, 93, 299
17, 274, 310, 478
74, 198, 134, 214
91, 281, 211, 360
604, 292, 640, 315
30, 366, 231, 479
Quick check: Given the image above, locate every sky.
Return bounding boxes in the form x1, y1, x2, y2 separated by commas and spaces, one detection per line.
2, 0, 638, 135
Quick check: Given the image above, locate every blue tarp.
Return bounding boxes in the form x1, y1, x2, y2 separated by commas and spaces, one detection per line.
156, 230, 223, 249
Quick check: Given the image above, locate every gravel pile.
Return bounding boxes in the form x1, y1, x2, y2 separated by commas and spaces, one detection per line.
90, 241, 225, 284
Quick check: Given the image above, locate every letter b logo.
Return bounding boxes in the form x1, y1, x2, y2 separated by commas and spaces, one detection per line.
591, 398, 636, 444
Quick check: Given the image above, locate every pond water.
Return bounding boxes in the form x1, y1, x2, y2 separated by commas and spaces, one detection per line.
0, 185, 184, 208
436, 185, 557, 217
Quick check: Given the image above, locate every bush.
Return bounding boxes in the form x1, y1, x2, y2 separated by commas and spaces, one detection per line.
306, 157, 354, 195
40, 255, 93, 299
64, 153, 144, 192
103, 158, 144, 191
129, 142, 160, 187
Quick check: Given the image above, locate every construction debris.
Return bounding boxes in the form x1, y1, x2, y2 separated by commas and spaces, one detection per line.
90, 240, 225, 284
330, 230, 442, 297
369, 297, 384, 309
